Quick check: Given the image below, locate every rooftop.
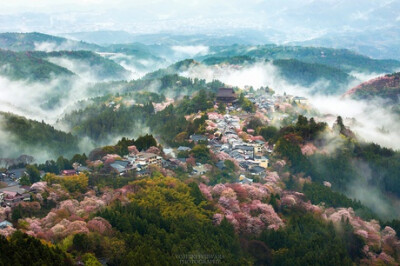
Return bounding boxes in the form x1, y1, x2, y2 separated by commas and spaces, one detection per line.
137, 152, 158, 159
217, 88, 236, 98
0, 185, 26, 194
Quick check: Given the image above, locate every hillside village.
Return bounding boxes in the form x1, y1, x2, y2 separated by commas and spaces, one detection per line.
3, 0, 400, 263
2, 84, 400, 265
0, 87, 305, 219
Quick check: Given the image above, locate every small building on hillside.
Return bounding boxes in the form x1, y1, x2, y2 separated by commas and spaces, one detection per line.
136, 153, 162, 167
238, 175, 253, 185
8, 168, 27, 179
177, 146, 191, 152
250, 140, 266, 155
190, 134, 207, 143
254, 155, 269, 169
61, 170, 76, 176
192, 164, 210, 175
216, 88, 237, 104
0, 220, 13, 229
0, 186, 30, 207
293, 96, 308, 104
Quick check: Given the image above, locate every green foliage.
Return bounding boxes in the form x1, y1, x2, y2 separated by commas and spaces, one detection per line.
147, 104, 189, 146
37, 159, 62, 174
247, 117, 263, 130
56, 156, 73, 172
97, 177, 247, 265
208, 167, 238, 185
303, 182, 377, 220
275, 137, 311, 174
273, 59, 353, 94
0, 50, 74, 81
258, 214, 355, 265
238, 93, 255, 112
203, 44, 400, 75
89, 174, 136, 189
0, 231, 72, 265
191, 144, 211, 164
224, 160, 236, 172
73, 234, 91, 254
12, 204, 23, 222
0, 112, 79, 158
218, 102, 226, 113
202, 55, 255, 65
92, 135, 158, 159
308, 150, 357, 189
274, 116, 400, 220
259, 126, 279, 142
353, 142, 400, 196
26, 164, 41, 184
70, 153, 88, 165
188, 182, 208, 205
175, 89, 215, 115
19, 174, 31, 186
279, 115, 327, 142
37, 50, 129, 80
81, 253, 102, 266
44, 173, 89, 193
383, 219, 400, 238
62, 102, 153, 142
127, 72, 219, 99
148, 92, 212, 145
0, 32, 98, 51
62, 81, 218, 147
134, 134, 158, 151
133, 91, 166, 104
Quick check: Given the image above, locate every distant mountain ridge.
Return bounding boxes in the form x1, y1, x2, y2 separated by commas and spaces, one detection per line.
0, 32, 100, 51
0, 111, 79, 159
0, 49, 74, 81
198, 44, 400, 74
291, 26, 400, 60
32, 50, 131, 81
0, 49, 130, 82
148, 58, 355, 94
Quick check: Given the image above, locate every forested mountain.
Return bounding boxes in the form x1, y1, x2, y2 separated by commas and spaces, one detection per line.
32, 50, 131, 81
202, 55, 256, 65
0, 32, 100, 51
60, 81, 221, 144
345, 72, 400, 103
0, 49, 74, 81
272, 59, 355, 94
291, 26, 400, 60
63, 31, 271, 46
0, 232, 72, 265
148, 58, 355, 94
198, 44, 400, 74
142, 59, 199, 80
104, 43, 164, 61
0, 112, 79, 159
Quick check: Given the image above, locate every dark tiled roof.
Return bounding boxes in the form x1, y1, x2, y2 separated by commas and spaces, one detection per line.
217, 88, 236, 98
190, 134, 207, 142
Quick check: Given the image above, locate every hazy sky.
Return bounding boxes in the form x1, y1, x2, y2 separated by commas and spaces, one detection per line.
0, 0, 399, 39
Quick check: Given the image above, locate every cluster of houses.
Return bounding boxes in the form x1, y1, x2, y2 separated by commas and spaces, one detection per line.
212, 113, 270, 179
1, 168, 33, 209
176, 111, 271, 184
0, 186, 30, 208
247, 90, 308, 115
108, 152, 163, 176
